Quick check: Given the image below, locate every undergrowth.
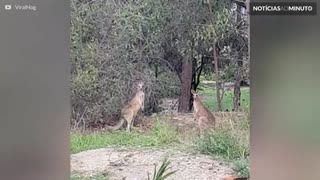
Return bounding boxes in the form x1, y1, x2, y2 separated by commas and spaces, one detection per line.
71, 115, 179, 154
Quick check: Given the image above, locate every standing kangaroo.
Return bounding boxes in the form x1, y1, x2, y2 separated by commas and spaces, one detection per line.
191, 90, 216, 136
107, 81, 145, 132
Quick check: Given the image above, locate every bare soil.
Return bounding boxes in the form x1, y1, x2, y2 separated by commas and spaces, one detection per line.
71, 147, 234, 180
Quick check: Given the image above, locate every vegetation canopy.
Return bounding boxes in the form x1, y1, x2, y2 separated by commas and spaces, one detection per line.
71, 0, 248, 129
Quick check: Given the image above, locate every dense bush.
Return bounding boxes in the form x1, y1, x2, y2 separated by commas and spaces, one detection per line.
70, 0, 181, 128
70, 0, 248, 128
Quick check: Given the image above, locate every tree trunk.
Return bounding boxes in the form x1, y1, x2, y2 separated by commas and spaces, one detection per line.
233, 56, 243, 111
190, 58, 196, 110
191, 57, 204, 91
190, 58, 204, 110
213, 42, 222, 111
233, 2, 243, 112
178, 58, 193, 113
233, 69, 242, 111
196, 57, 204, 91
191, 58, 196, 91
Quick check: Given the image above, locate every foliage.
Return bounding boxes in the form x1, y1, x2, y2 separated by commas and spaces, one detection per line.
148, 157, 177, 180
217, 3, 249, 83
70, 0, 249, 128
70, 0, 181, 128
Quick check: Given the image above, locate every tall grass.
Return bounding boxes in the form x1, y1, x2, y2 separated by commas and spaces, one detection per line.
196, 113, 250, 177
197, 129, 249, 160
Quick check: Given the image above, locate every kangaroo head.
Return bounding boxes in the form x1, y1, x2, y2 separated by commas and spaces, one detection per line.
136, 81, 144, 91
191, 89, 199, 100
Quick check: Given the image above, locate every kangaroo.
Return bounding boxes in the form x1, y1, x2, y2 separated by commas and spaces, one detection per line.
191, 90, 216, 137
107, 81, 145, 132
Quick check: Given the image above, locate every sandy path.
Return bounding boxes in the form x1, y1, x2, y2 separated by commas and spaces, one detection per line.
71, 147, 234, 180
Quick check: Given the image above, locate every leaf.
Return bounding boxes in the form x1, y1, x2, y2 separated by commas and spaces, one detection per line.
152, 164, 157, 180
162, 170, 178, 179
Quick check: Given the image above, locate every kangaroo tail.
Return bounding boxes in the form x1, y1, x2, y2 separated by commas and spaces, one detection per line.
105, 117, 125, 130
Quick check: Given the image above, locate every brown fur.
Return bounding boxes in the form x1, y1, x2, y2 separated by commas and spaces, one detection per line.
191, 90, 216, 137
106, 82, 145, 132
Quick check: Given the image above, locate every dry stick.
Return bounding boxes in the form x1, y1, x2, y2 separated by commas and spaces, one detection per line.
228, 117, 235, 133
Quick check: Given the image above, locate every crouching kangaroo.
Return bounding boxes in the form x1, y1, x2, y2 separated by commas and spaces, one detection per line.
106, 81, 145, 132
191, 90, 216, 137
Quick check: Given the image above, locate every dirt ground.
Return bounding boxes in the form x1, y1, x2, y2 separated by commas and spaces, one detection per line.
71, 112, 246, 179
71, 147, 233, 180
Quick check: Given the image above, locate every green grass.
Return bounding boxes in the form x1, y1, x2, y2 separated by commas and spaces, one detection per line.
71, 116, 179, 154
196, 129, 249, 161
197, 84, 250, 112
233, 158, 250, 178
71, 173, 108, 180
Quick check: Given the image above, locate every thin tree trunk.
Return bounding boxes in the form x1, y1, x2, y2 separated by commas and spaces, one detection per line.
233, 54, 243, 112
155, 64, 159, 79
233, 2, 243, 112
208, 0, 222, 111
192, 58, 196, 91
195, 57, 204, 90
178, 58, 193, 113
190, 58, 196, 110
213, 41, 222, 111
233, 68, 242, 111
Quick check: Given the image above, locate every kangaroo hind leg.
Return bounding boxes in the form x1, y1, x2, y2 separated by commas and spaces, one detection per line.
126, 119, 132, 132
